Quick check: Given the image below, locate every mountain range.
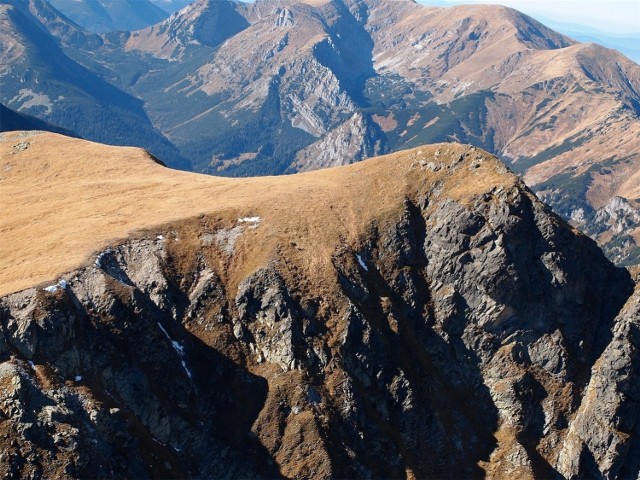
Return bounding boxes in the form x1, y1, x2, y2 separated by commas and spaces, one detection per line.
2, 0, 640, 265
1, 130, 639, 478
525, 16, 640, 64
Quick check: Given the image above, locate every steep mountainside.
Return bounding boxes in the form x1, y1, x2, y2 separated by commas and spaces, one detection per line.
0, 0, 189, 169
94, 0, 640, 263
46, 0, 169, 33
0, 103, 75, 135
1, 0, 100, 48
1, 130, 639, 478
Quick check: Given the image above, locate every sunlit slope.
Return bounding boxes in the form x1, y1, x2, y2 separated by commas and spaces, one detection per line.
0, 130, 514, 295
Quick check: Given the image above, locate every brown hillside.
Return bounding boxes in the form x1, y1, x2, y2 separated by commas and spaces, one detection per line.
0, 130, 513, 296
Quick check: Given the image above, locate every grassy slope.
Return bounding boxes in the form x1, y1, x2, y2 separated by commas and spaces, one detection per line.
0, 131, 514, 296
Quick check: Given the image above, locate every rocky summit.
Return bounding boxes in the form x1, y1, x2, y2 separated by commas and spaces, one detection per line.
0, 131, 639, 478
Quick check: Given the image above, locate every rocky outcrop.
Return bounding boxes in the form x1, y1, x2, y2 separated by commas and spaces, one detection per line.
0, 145, 637, 478
556, 285, 640, 479
552, 196, 640, 266
293, 111, 384, 170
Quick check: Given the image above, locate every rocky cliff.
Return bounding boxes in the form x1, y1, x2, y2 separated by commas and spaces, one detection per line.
1, 133, 638, 478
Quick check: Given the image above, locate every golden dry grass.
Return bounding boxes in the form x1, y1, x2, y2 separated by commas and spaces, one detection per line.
0, 131, 514, 296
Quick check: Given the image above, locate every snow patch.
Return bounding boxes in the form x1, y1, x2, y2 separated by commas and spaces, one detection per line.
157, 235, 164, 240
451, 81, 474, 95
157, 323, 193, 379
43, 279, 67, 293
356, 254, 368, 271
238, 216, 261, 224
94, 249, 113, 268
75, 375, 82, 382
152, 437, 168, 447
570, 208, 586, 223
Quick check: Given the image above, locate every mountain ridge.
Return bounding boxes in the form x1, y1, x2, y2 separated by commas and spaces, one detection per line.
0, 103, 76, 136
0, 130, 516, 296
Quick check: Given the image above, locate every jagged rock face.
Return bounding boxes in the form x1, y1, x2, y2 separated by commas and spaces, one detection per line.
556, 285, 640, 479
0, 145, 636, 478
565, 196, 640, 266
293, 111, 384, 169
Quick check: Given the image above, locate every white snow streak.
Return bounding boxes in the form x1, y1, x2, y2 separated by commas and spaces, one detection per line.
356, 254, 368, 271
94, 249, 113, 268
237, 216, 261, 224
43, 279, 67, 293
157, 323, 193, 379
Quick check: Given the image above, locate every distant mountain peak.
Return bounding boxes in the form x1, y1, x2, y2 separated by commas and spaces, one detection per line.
4, 0, 103, 48
124, 0, 250, 57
